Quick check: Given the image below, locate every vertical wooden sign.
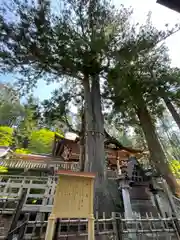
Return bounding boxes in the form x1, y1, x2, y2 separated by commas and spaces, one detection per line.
45, 170, 95, 240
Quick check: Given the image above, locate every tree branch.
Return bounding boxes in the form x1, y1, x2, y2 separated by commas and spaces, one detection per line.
104, 129, 142, 153
64, 110, 80, 136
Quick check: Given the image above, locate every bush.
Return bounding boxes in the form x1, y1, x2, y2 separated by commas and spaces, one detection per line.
0, 166, 8, 173
28, 129, 56, 154
170, 159, 180, 178
15, 148, 31, 154
0, 126, 13, 146
0, 125, 64, 154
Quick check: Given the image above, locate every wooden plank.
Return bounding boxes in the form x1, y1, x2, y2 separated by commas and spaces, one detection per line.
7, 189, 27, 240
57, 170, 95, 178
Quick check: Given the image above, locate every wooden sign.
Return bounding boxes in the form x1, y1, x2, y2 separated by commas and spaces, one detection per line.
45, 170, 95, 240
52, 170, 95, 218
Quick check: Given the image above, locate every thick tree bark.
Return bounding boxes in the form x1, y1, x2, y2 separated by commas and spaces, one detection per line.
79, 110, 85, 172
136, 96, 180, 197
79, 139, 85, 171
163, 96, 180, 130
83, 76, 105, 178
83, 76, 115, 215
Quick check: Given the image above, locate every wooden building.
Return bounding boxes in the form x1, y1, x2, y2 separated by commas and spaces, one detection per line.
52, 133, 142, 170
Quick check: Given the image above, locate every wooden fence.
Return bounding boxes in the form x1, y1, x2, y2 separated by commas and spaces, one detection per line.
11, 212, 180, 239
0, 175, 179, 239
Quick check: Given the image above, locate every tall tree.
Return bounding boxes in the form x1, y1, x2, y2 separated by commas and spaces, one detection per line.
157, 112, 180, 160
148, 68, 180, 131
104, 16, 180, 195
0, 83, 24, 126
14, 96, 41, 148
42, 86, 86, 171
0, 0, 132, 212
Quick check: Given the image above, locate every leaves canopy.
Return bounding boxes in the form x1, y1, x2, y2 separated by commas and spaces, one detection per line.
0, 0, 132, 92
0, 83, 24, 126
104, 14, 180, 127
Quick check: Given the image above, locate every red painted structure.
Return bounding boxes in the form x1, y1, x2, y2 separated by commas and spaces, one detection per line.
52, 134, 142, 170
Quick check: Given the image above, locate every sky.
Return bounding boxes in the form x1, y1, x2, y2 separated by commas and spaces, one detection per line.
0, 0, 180, 102
116, 0, 180, 68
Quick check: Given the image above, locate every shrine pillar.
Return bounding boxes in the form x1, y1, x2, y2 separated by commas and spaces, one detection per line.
45, 214, 56, 240
117, 177, 136, 239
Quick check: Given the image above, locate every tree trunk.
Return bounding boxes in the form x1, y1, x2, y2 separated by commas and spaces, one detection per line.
83, 76, 105, 177
163, 96, 180, 130
79, 110, 85, 172
83, 76, 114, 215
79, 139, 85, 171
136, 96, 180, 197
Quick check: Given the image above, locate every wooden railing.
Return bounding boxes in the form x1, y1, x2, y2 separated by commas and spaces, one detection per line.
6, 214, 28, 240
13, 212, 180, 239
0, 175, 56, 213
0, 158, 80, 171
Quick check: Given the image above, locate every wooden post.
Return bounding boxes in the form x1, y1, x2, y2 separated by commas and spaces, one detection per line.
45, 214, 56, 240
7, 188, 27, 240
88, 214, 95, 240
88, 170, 95, 240
117, 158, 121, 176
112, 212, 118, 237
121, 185, 133, 219
18, 213, 29, 240
162, 178, 179, 218
118, 178, 136, 240
162, 178, 180, 237
151, 178, 166, 217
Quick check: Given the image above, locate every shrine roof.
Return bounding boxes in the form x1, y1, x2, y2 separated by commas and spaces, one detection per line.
104, 137, 142, 153
157, 0, 180, 13
13, 153, 55, 161
57, 170, 96, 178
55, 134, 142, 154
0, 146, 11, 157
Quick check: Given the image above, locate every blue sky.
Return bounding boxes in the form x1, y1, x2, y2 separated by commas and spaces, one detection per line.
0, 0, 180, 102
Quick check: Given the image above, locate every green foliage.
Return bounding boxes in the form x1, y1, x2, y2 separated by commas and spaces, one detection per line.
15, 148, 31, 154
0, 166, 8, 173
42, 87, 83, 134
1, 0, 180, 199
103, 15, 180, 129
170, 160, 180, 178
0, 84, 24, 126
42, 89, 71, 127
0, 0, 133, 93
0, 126, 13, 146
0, 124, 64, 154
28, 129, 56, 154
18, 96, 41, 136
55, 132, 64, 139
0, 102, 24, 126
